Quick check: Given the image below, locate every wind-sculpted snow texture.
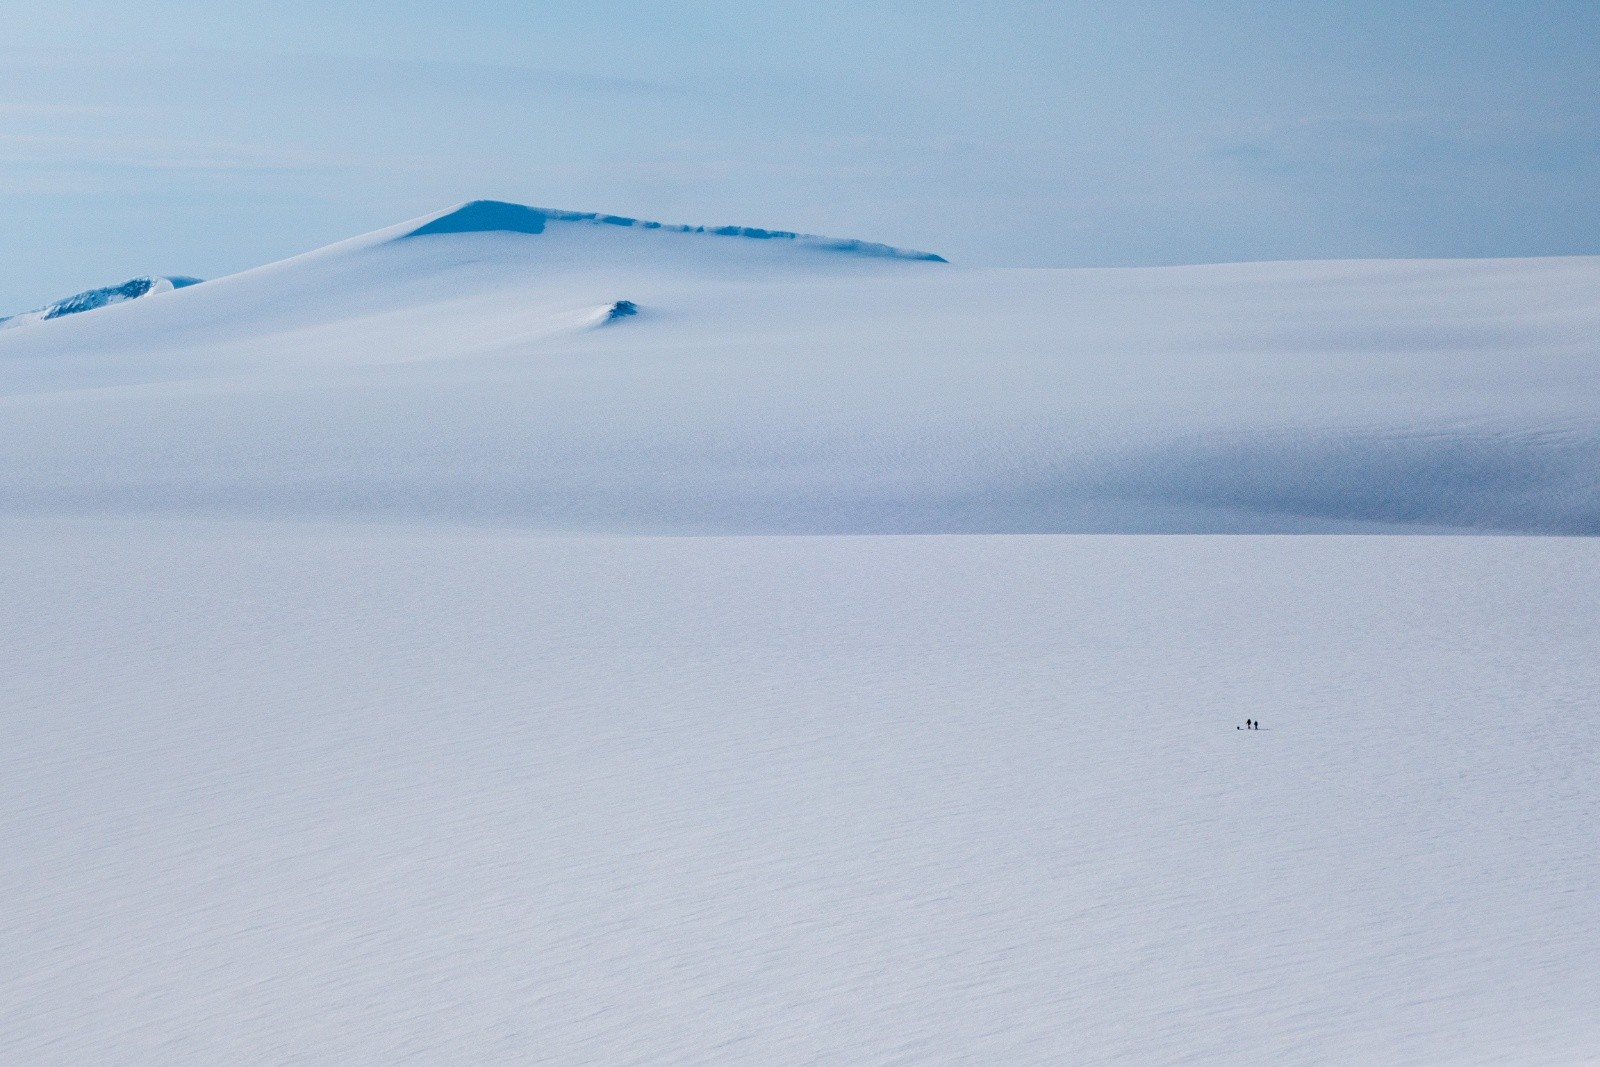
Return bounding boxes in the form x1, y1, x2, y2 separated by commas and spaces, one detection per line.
1, 523, 1597, 1063
0, 200, 1595, 532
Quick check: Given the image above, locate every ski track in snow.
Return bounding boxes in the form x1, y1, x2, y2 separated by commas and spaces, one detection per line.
2, 520, 1598, 1064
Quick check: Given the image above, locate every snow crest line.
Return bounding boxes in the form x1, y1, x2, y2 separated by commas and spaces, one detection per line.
398, 200, 949, 261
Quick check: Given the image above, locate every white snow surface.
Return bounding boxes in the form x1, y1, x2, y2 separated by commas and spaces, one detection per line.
1, 520, 1596, 1063
0, 200, 1596, 532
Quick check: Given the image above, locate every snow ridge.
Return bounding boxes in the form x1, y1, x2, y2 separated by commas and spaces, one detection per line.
399, 200, 948, 262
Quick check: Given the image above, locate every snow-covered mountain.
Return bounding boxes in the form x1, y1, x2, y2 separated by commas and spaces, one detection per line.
0, 275, 201, 329
0, 200, 1595, 533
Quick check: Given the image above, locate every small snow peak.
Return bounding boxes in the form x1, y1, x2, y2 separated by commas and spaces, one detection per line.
576, 300, 641, 331
0, 275, 202, 330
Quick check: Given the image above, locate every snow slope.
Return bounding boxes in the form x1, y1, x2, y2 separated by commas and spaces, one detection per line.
1, 520, 1596, 1064
0, 200, 1595, 532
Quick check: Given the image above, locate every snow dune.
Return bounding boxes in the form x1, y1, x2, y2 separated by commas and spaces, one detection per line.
0, 201, 1595, 532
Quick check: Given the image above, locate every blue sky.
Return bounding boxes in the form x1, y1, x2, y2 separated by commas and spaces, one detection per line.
3, 1, 1598, 310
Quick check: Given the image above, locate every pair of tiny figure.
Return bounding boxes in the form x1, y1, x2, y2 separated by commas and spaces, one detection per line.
1238, 719, 1260, 730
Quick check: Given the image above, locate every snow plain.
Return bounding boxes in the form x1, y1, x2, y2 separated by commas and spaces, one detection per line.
2, 522, 1597, 1064
1, 204, 1598, 1062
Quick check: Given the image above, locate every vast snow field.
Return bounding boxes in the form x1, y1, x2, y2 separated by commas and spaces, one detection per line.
1, 521, 1596, 1063
2, 204, 1598, 1061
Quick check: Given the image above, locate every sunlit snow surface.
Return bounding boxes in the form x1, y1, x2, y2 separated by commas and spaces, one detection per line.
1, 522, 1596, 1063
1, 207, 1599, 1061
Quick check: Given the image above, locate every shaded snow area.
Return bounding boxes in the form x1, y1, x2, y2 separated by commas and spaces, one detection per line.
1, 521, 1596, 1064
0, 201, 1596, 533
